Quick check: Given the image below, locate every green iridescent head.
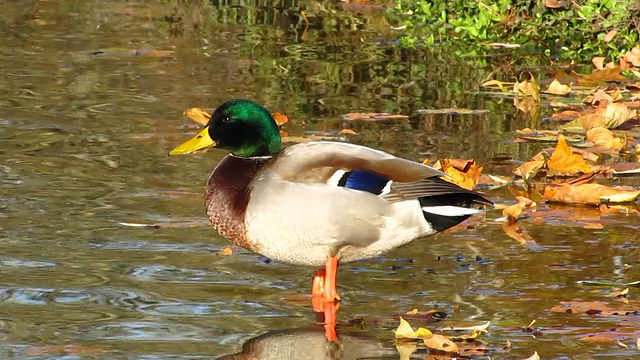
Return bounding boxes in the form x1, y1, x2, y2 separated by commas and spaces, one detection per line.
170, 99, 282, 157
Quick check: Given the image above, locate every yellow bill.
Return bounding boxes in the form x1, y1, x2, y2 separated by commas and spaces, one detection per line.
169, 126, 217, 156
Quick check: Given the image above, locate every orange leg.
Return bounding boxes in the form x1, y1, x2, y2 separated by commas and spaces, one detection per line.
322, 301, 340, 341
323, 256, 341, 302
311, 269, 326, 312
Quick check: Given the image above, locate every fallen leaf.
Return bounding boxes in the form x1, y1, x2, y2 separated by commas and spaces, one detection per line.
604, 29, 618, 42
623, 46, 640, 67
566, 113, 606, 131
339, 129, 357, 135
586, 127, 625, 152
543, 0, 565, 8
433, 159, 483, 190
183, 108, 211, 125
503, 196, 535, 221
439, 321, 490, 333
341, 113, 408, 121
547, 135, 593, 176
614, 288, 629, 297
545, 79, 571, 95
579, 67, 629, 86
514, 75, 540, 101
393, 317, 433, 339
405, 308, 418, 315
217, 247, 233, 256
547, 110, 580, 121
271, 112, 289, 126
583, 89, 615, 107
544, 182, 640, 204
423, 334, 459, 353
594, 102, 637, 129
592, 56, 606, 70
522, 351, 540, 360
513, 160, 544, 179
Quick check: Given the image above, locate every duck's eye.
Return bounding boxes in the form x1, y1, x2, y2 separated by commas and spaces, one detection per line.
222, 117, 232, 123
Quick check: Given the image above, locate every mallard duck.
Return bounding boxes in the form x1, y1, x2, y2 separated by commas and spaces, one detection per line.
170, 99, 491, 304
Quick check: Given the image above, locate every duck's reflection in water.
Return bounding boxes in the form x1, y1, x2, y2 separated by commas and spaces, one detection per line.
218, 327, 396, 360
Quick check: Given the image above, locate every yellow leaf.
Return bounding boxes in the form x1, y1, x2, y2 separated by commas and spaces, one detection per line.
547, 135, 593, 176
613, 288, 629, 297
423, 334, 459, 354
216, 247, 233, 256
394, 317, 418, 339
502, 196, 535, 221
439, 321, 491, 333
523, 351, 541, 360
405, 308, 418, 315
544, 183, 640, 204
545, 79, 571, 95
433, 159, 483, 190
183, 108, 211, 125
481, 79, 512, 92
414, 327, 433, 339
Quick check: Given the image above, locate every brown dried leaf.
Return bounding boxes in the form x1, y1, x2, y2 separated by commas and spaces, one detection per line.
545, 79, 571, 95
579, 67, 629, 86
592, 56, 606, 70
594, 102, 637, 129
623, 46, 640, 67
423, 334, 459, 354
604, 29, 618, 42
543, 0, 565, 8
586, 127, 625, 152
433, 159, 483, 190
549, 110, 580, 121
547, 135, 593, 176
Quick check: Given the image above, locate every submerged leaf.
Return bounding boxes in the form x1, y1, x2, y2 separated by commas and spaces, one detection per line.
184, 108, 211, 125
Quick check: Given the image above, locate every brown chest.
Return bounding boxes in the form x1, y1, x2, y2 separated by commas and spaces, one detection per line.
204, 155, 272, 253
